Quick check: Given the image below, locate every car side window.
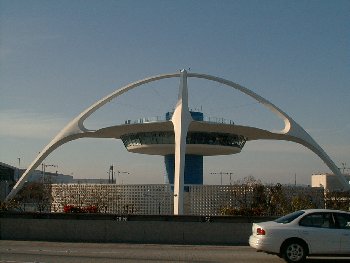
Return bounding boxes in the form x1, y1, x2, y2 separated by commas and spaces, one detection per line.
334, 213, 350, 230
299, 213, 333, 228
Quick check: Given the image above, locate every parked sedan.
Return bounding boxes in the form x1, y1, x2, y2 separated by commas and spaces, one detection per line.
249, 209, 350, 263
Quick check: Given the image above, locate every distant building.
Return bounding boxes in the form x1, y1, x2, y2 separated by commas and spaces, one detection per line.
27, 170, 73, 184
312, 173, 350, 192
0, 162, 20, 181
0, 161, 74, 201
0, 162, 19, 201
71, 178, 111, 184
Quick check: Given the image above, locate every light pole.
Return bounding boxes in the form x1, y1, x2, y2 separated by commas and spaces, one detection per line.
340, 162, 350, 174
144, 189, 162, 215
210, 172, 234, 185
41, 163, 58, 183
108, 165, 129, 184
117, 170, 129, 184
108, 165, 114, 183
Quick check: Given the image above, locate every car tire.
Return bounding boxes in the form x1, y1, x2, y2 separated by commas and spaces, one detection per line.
281, 240, 307, 263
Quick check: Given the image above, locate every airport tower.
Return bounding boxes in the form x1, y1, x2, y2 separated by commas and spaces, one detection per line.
8, 70, 350, 215
164, 111, 204, 188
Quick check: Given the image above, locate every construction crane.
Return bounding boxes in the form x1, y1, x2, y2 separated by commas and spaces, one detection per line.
210, 172, 234, 185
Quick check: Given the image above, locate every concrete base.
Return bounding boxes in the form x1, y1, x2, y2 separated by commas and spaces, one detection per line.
0, 213, 275, 245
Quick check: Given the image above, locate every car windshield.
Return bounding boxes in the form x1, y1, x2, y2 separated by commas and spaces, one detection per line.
274, 210, 305, 224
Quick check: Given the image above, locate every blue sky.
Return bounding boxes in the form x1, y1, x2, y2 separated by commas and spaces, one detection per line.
1, 0, 349, 185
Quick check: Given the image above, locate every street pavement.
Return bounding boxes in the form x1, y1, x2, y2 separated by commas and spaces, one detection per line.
0, 240, 349, 263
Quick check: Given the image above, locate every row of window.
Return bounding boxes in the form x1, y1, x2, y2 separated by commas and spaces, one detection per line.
121, 132, 246, 149
276, 211, 350, 230
299, 212, 350, 229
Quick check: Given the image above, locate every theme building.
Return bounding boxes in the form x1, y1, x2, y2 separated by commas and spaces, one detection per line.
6, 70, 349, 214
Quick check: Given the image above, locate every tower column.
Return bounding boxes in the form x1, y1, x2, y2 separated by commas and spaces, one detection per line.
171, 70, 193, 215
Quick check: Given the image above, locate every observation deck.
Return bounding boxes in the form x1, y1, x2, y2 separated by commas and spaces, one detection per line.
120, 114, 246, 156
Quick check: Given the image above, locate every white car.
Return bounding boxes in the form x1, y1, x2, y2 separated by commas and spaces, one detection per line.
249, 209, 350, 263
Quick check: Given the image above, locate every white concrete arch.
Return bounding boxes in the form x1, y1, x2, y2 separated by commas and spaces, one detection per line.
6, 73, 180, 201
6, 70, 349, 206
186, 73, 349, 190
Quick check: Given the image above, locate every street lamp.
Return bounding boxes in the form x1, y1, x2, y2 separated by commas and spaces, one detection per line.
41, 163, 58, 183
117, 170, 129, 184
210, 172, 234, 185
108, 165, 129, 184
144, 189, 162, 215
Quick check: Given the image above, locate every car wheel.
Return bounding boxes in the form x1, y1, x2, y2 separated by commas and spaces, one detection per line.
281, 240, 307, 263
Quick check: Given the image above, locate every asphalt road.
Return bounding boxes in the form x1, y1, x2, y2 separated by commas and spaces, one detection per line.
0, 241, 349, 263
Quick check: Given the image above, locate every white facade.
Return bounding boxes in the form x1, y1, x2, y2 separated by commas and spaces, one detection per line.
312, 173, 350, 191
51, 184, 173, 214
27, 170, 73, 184
51, 184, 324, 216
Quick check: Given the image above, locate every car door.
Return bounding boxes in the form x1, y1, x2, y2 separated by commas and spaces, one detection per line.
333, 212, 350, 254
298, 212, 340, 254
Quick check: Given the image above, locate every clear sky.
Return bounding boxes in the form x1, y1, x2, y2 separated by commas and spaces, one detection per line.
1, 0, 349, 186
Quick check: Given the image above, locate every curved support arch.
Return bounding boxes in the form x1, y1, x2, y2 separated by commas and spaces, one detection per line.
187, 73, 350, 190
6, 73, 179, 201
75, 73, 180, 131
188, 73, 292, 134
6, 71, 349, 201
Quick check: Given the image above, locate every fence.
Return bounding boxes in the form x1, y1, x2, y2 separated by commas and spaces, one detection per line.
51, 184, 324, 216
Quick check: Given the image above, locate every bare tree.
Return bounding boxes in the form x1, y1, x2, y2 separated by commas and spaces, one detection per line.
325, 190, 350, 211
15, 182, 52, 212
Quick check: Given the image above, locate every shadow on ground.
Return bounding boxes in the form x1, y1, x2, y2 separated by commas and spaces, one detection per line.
307, 258, 350, 262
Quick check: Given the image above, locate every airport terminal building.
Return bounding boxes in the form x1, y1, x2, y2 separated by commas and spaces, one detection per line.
5, 70, 349, 215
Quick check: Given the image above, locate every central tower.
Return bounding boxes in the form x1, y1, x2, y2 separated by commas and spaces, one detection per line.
164, 111, 204, 188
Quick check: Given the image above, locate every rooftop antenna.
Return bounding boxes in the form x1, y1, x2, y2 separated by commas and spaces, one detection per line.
210, 172, 234, 185
108, 165, 115, 184
340, 162, 349, 174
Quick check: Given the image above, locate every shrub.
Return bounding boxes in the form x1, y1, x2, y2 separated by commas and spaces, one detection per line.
63, 204, 98, 213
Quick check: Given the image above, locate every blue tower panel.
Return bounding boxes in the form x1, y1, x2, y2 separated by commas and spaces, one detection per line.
190, 111, 204, 121
164, 154, 203, 185
165, 111, 203, 121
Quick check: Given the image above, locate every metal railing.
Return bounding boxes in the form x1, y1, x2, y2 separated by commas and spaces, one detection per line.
124, 115, 235, 125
